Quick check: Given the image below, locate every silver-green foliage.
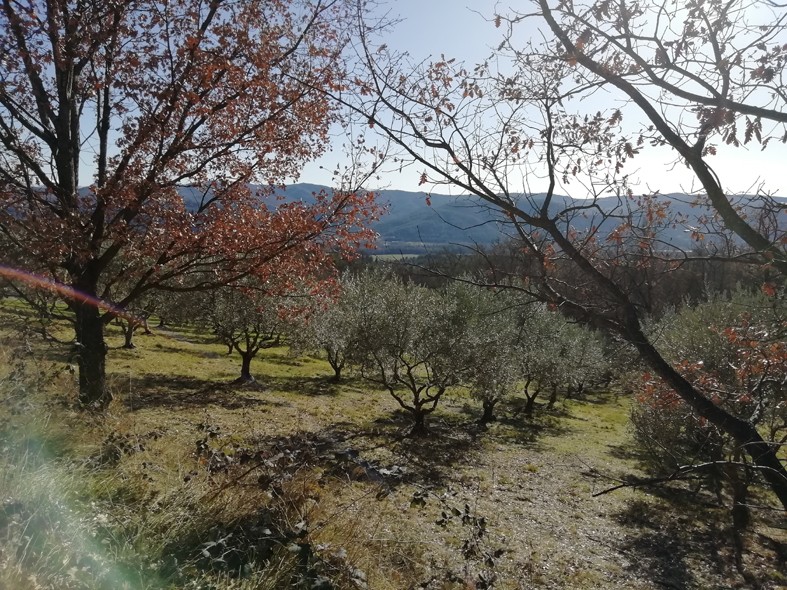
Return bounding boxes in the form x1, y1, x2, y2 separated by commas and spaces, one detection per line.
451, 283, 521, 420
344, 271, 469, 433
201, 287, 287, 380
288, 279, 363, 382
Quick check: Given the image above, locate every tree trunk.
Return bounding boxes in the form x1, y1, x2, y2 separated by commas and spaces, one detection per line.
409, 409, 429, 437
237, 352, 256, 383
75, 302, 111, 408
566, 382, 583, 400
523, 389, 539, 417
547, 384, 559, 409
122, 321, 136, 349
480, 398, 498, 425
327, 353, 343, 382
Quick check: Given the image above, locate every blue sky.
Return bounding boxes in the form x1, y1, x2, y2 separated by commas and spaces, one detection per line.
297, 0, 505, 193
297, 0, 787, 198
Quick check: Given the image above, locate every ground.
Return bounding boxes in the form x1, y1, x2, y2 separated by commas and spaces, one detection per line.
0, 302, 785, 589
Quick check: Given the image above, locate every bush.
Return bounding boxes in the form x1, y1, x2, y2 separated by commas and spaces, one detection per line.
630, 288, 786, 503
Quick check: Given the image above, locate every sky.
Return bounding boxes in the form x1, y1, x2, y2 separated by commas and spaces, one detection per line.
297, 0, 504, 193
296, 0, 787, 198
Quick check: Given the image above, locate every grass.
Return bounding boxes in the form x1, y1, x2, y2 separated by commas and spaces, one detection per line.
0, 300, 785, 589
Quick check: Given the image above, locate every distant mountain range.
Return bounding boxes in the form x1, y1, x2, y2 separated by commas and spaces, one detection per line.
183, 183, 786, 255
273, 184, 787, 254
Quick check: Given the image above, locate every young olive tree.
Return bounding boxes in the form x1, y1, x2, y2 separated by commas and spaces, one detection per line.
201, 286, 292, 384
447, 281, 520, 425
557, 321, 609, 401
508, 304, 566, 417
111, 286, 168, 349
346, 271, 469, 436
288, 278, 359, 383
114, 312, 151, 350
341, 0, 787, 508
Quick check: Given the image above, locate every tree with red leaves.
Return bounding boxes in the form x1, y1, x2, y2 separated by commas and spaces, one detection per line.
0, 0, 380, 408
632, 288, 786, 541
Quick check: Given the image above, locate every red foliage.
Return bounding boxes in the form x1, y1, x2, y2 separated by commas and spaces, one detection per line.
0, 0, 377, 303
0, 0, 380, 404
637, 314, 787, 427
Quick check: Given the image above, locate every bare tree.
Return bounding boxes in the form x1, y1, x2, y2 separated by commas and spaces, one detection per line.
530, 0, 787, 273
334, 1, 787, 508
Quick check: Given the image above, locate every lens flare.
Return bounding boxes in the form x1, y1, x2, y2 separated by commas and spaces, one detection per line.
0, 265, 140, 324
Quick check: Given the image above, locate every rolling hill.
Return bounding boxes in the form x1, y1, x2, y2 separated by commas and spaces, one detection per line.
180, 183, 785, 254
269, 184, 786, 254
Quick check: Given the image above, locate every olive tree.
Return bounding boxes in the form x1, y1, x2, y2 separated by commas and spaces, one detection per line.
201, 286, 289, 384
288, 277, 361, 383
448, 281, 520, 425
556, 321, 609, 401
346, 271, 469, 436
508, 304, 568, 417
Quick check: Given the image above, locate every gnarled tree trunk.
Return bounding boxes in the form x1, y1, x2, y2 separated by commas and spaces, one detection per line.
238, 351, 256, 383
409, 409, 429, 437
480, 398, 498, 425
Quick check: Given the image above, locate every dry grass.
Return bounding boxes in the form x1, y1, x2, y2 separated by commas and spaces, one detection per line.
0, 301, 785, 589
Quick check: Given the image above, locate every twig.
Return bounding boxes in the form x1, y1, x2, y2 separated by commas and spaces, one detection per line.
583, 460, 787, 499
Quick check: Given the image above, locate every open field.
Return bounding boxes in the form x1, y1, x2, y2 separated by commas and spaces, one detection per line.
0, 302, 785, 589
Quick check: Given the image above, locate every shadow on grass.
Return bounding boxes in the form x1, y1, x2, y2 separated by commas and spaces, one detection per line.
467, 399, 572, 450
351, 410, 486, 488
229, 414, 483, 494
263, 374, 343, 397
569, 390, 624, 405
132, 342, 202, 356
28, 346, 72, 365
166, 419, 491, 587
119, 373, 287, 411
3, 335, 74, 365
613, 497, 731, 589
606, 443, 646, 463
